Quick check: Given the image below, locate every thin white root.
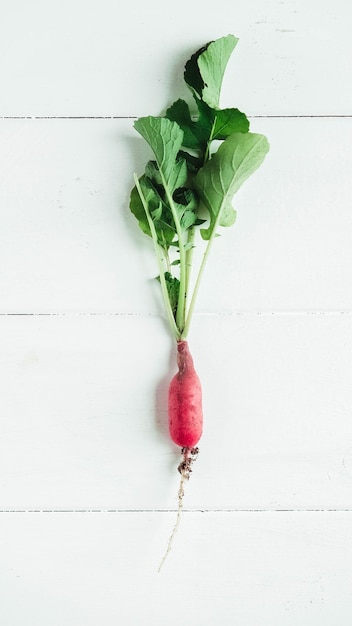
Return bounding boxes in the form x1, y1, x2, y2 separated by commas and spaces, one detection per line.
157, 447, 199, 573
157, 471, 186, 573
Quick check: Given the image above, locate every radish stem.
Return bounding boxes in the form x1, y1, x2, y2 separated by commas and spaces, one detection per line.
183, 218, 219, 338
134, 174, 180, 340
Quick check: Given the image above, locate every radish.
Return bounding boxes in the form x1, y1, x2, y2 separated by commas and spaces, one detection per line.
130, 35, 269, 567
169, 340, 203, 449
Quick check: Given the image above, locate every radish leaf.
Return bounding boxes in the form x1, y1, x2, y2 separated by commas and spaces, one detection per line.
160, 272, 180, 316
209, 106, 250, 139
165, 99, 202, 150
184, 35, 238, 108
166, 99, 249, 152
130, 175, 176, 246
195, 132, 270, 240
134, 116, 185, 190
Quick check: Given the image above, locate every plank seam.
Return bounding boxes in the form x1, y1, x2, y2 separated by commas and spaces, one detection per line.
1, 115, 352, 120
0, 509, 351, 514
0, 311, 351, 317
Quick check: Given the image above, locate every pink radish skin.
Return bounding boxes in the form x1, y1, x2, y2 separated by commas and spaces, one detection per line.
168, 341, 203, 448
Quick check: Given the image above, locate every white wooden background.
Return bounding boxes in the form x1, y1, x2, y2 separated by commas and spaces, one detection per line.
1, 0, 352, 623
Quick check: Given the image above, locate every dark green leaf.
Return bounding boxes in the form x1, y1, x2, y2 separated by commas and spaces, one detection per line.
145, 160, 162, 186
160, 272, 180, 316
172, 187, 198, 211
195, 98, 250, 140
213, 108, 250, 139
166, 99, 201, 150
184, 43, 209, 97
179, 150, 203, 171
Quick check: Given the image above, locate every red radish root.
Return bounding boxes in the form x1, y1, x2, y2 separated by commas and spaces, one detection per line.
168, 341, 203, 448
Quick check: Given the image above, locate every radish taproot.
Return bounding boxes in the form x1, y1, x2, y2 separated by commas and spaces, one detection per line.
169, 340, 203, 449
129, 34, 269, 566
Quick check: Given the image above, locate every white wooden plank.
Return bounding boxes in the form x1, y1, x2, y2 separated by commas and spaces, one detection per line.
1, 313, 351, 510
0, 117, 154, 313
0, 511, 351, 625
1, 117, 352, 313
0, 0, 352, 116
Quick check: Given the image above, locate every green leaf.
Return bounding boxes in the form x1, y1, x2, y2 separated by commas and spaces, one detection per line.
129, 176, 156, 238
172, 188, 199, 231
178, 150, 203, 171
166, 99, 201, 150
129, 175, 175, 246
166, 97, 249, 158
184, 35, 238, 108
184, 44, 209, 99
172, 187, 198, 211
145, 157, 188, 195
194, 132, 270, 240
195, 98, 250, 143
198, 35, 238, 108
145, 160, 162, 186
157, 272, 180, 316
180, 210, 197, 230
133, 117, 191, 248
134, 116, 186, 190
212, 107, 250, 139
